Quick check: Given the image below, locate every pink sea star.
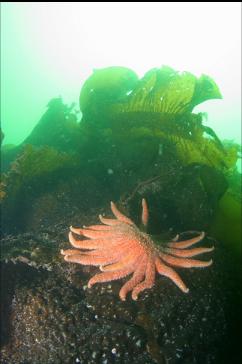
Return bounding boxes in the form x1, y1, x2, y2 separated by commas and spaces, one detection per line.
61, 199, 214, 300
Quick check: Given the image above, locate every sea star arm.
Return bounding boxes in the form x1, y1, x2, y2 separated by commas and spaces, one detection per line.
155, 258, 189, 293
131, 258, 156, 300
69, 226, 83, 235
79, 239, 136, 257
98, 214, 121, 226
110, 201, 135, 225
159, 252, 213, 268
72, 227, 123, 239
87, 266, 134, 287
166, 231, 205, 249
83, 224, 114, 231
62, 253, 120, 266
61, 249, 82, 256
119, 255, 147, 300
162, 246, 214, 258
68, 232, 117, 250
141, 198, 149, 227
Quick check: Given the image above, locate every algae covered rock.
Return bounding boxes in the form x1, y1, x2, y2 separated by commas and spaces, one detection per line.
1, 144, 79, 232
21, 97, 82, 153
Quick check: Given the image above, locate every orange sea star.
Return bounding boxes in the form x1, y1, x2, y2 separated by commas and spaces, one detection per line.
61, 199, 214, 301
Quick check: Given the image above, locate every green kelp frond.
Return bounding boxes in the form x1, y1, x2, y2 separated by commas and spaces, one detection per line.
79, 65, 230, 172
111, 66, 222, 115
190, 74, 222, 110
222, 140, 242, 174
108, 67, 226, 171
105, 111, 233, 172
171, 133, 238, 171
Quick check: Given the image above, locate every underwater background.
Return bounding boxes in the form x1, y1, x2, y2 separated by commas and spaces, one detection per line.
1, 3, 241, 364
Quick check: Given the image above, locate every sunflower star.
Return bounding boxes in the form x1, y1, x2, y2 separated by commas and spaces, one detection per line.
61, 199, 214, 301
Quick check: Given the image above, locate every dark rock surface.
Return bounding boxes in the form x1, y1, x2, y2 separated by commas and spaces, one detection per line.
1, 214, 241, 364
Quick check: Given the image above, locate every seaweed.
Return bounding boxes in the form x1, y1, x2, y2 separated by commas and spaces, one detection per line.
110, 66, 222, 114
79, 66, 138, 115
80, 66, 233, 172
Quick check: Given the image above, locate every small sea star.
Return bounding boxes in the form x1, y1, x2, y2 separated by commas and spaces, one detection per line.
61, 199, 214, 300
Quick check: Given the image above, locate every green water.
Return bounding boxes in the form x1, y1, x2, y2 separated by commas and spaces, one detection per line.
1, 3, 241, 154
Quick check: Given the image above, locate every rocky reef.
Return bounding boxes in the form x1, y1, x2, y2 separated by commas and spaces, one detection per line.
1, 66, 241, 363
